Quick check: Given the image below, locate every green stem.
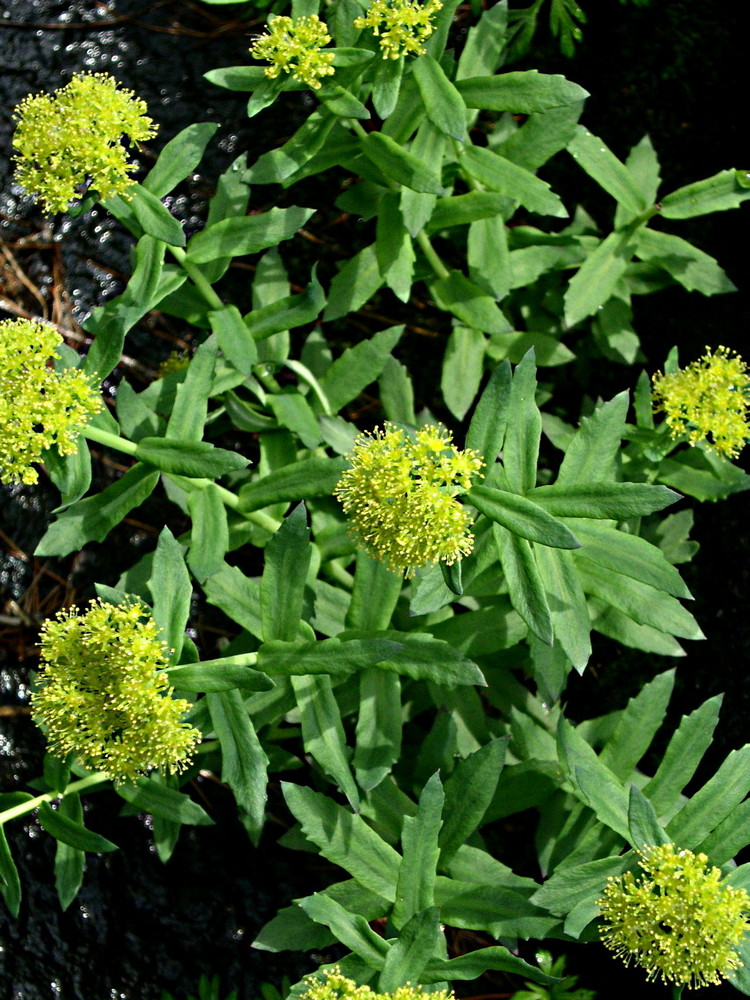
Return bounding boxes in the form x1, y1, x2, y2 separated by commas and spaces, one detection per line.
672, 987, 684, 1000
416, 229, 450, 280
82, 426, 279, 533
0, 773, 108, 826
167, 245, 224, 312
325, 558, 355, 589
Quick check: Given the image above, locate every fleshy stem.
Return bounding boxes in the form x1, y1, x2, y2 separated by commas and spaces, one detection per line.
82, 424, 278, 533
0, 773, 108, 826
347, 119, 450, 280
166, 245, 224, 312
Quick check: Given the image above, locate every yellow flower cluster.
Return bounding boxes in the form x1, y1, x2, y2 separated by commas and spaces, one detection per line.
334, 423, 483, 576
597, 844, 750, 989
250, 15, 335, 90
652, 346, 750, 459
301, 968, 452, 1000
32, 600, 200, 785
353, 0, 443, 59
13, 72, 156, 214
0, 318, 101, 486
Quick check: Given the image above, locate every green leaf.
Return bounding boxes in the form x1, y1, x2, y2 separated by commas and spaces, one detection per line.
557, 718, 630, 839
135, 438, 247, 478
379, 908, 441, 991
556, 392, 629, 486
628, 785, 670, 851
399, 120, 444, 236
283, 783, 401, 900
293, 674, 360, 809
466, 360, 512, 467
299, 893, 389, 968
532, 482, 680, 518
439, 739, 508, 866
105, 183, 186, 246
238, 456, 349, 513
468, 214, 511, 300
324, 244, 385, 322
83, 236, 170, 381
429, 191, 511, 231
43, 434, 92, 511
38, 801, 118, 853
0, 826, 21, 916
187, 484, 230, 583
346, 550, 403, 631
429, 270, 512, 333
457, 70, 588, 112
441, 326, 486, 420
319, 83, 370, 120
412, 55, 466, 141
207, 690, 269, 842
636, 228, 735, 295
468, 486, 580, 549
353, 670, 403, 793
695, 798, 750, 865
149, 526, 192, 664
319, 326, 403, 413
462, 146, 567, 217
204, 65, 267, 90
186, 206, 315, 264
376, 194, 416, 302
248, 109, 337, 184
600, 670, 676, 780
494, 527, 553, 645
660, 168, 750, 219
245, 271, 326, 342
421, 946, 558, 986
504, 349, 541, 494
361, 132, 443, 194
456, 0, 507, 80
268, 392, 323, 449
435, 879, 558, 940
209, 305, 257, 375
393, 773, 444, 929
203, 563, 262, 639
165, 660, 272, 693
499, 101, 583, 173
666, 745, 750, 848
379, 355, 417, 425
572, 522, 692, 600
535, 545, 591, 670
117, 777, 214, 826
143, 123, 219, 198
530, 854, 631, 917
641, 694, 722, 816
35, 464, 160, 557
567, 126, 647, 215
260, 503, 311, 642
166, 333, 218, 441
591, 603, 685, 657
53, 793, 86, 910
564, 228, 640, 327
577, 561, 702, 640
372, 54, 405, 119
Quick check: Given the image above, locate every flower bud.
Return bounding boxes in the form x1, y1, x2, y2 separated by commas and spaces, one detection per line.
250, 15, 335, 90
652, 346, 749, 459
597, 843, 750, 989
32, 600, 200, 785
0, 318, 101, 485
334, 423, 483, 576
13, 72, 156, 214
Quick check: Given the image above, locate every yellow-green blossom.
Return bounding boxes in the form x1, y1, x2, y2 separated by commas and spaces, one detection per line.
13, 72, 156, 214
334, 423, 483, 576
32, 600, 200, 785
157, 350, 191, 379
250, 15, 335, 90
0, 318, 102, 485
301, 967, 452, 1000
652, 346, 750, 459
353, 0, 443, 59
597, 844, 750, 989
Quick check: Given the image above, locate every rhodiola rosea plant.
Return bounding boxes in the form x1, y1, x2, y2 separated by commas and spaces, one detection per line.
2, 0, 750, 996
